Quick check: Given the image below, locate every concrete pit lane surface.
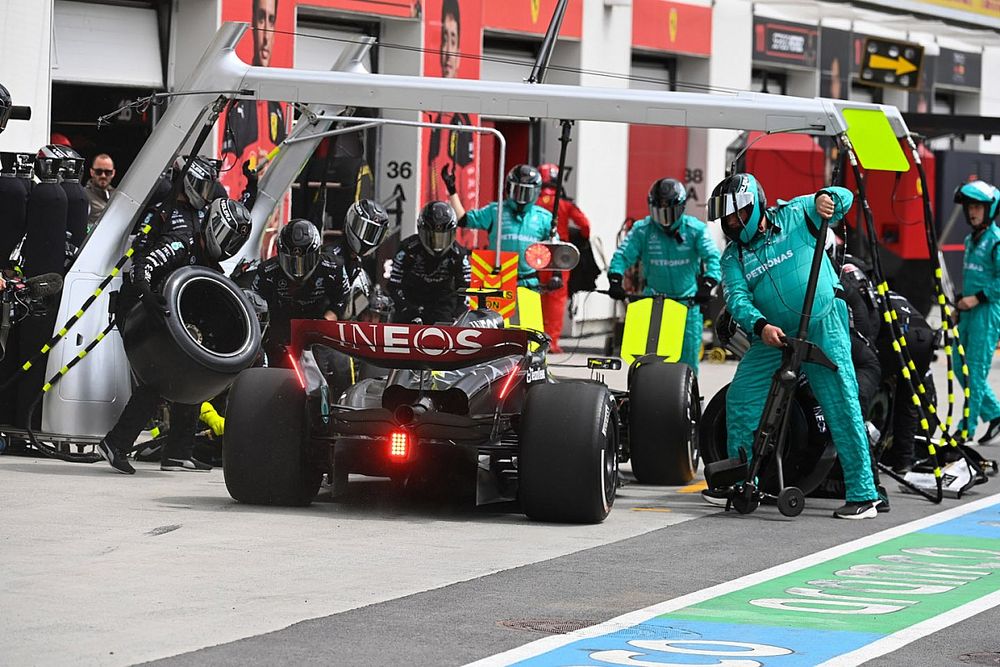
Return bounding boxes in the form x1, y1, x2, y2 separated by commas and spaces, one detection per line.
2, 354, 999, 666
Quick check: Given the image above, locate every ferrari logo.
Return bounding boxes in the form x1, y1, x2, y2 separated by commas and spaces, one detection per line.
530, 0, 540, 23
669, 8, 678, 43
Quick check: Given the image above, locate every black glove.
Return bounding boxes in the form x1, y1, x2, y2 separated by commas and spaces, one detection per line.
440, 164, 457, 196
607, 274, 627, 301
695, 276, 718, 304
544, 274, 564, 292
138, 281, 170, 318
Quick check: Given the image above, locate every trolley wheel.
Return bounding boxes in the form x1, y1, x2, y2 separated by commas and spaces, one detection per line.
777, 486, 805, 517
731, 486, 759, 514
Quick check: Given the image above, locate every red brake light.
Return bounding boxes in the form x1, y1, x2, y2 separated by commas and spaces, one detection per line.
288, 352, 305, 389
498, 366, 521, 400
389, 430, 410, 460
525, 243, 552, 270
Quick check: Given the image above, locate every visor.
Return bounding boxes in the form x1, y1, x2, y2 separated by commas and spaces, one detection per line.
279, 251, 320, 281
650, 203, 685, 227
419, 227, 456, 255
507, 181, 539, 205
706, 192, 755, 221
348, 215, 387, 253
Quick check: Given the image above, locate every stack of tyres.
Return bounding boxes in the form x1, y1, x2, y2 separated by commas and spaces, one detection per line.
0, 154, 32, 426
14, 147, 68, 429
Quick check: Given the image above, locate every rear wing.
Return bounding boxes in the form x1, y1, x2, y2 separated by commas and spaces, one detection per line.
290, 320, 529, 371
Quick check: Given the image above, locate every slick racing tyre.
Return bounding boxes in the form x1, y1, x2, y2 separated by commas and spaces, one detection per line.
628, 360, 699, 485
223, 368, 322, 506
519, 382, 618, 523
122, 266, 261, 404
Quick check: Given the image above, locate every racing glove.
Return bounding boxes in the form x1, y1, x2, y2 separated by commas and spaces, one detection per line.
544, 274, 564, 292
440, 164, 457, 196
137, 280, 170, 318
695, 276, 719, 304
607, 273, 627, 301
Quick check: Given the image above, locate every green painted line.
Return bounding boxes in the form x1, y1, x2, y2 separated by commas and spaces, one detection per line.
668, 532, 1000, 634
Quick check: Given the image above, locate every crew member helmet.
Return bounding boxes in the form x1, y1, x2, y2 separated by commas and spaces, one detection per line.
417, 201, 458, 256
344, 199, 390, 257
707, 173, 767, 246
278, 219, 323, 281
648, 178, 687, 232
203, 198, 252, 262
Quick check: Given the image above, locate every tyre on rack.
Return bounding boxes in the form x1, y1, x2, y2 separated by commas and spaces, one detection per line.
519, 381, 618, 524
628, 359, 699, 485
223, 368, 322, 506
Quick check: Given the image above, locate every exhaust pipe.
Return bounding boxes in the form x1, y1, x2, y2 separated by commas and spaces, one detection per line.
394, 396, 434, 425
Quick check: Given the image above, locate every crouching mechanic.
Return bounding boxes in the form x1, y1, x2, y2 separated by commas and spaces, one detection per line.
705, 173, 881, 519
444, 164, 552, 291
389, 201, 471, 324
249, 219, 350, 366
97, 197, 252, 474
952, 181, 1000, 445
607, 178, 720, 373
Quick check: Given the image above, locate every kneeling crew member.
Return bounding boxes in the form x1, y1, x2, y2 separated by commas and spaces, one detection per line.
607, 178, 721, 373
706, 173, 881, 519
388, 201, 471, 324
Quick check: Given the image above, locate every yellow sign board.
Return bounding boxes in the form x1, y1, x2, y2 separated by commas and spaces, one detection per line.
841, 108, 910, 173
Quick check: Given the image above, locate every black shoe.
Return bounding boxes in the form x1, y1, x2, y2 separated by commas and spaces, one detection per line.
833, 500, 881, 520
161, 457, 212, 472
97, 440, 135, 475
876, 486, 891, 513
979, 419, 1000, 446
701, 487, 730, 507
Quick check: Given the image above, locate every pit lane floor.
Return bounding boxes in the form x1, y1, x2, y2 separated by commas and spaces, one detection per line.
1, 351, 998, 666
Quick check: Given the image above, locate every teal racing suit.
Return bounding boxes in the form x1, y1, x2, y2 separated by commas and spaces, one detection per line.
609, 214, 722, 371
463, 201, 553, 289
952, 223, 1000, 433
720, 187, 878, 503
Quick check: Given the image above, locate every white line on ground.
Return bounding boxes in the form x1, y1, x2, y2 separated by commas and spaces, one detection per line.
466, 491, 1000, 667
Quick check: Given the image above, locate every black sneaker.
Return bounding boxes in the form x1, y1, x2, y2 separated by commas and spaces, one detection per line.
876, 486, 891, 513
161, 457, 212, 472
701, 487, 731, 507
978, 419, 1000, 446
833, 500, 881, 520
97, 440, 135, 475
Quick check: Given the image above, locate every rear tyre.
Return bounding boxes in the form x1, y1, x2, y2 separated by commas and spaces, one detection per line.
628, 361, 699, 485
520, 382, 618, 523
223, 368, 321, 506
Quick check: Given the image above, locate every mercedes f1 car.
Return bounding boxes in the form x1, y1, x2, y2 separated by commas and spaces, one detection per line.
221, 300, 699, 524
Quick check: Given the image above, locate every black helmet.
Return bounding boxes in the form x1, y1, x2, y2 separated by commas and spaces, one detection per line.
707, 173, 767, 246
35, 145, 64, 181
0, 84, 11, 135
648, 178, 687, 232
344, 199, 390, 257
417, 201, 458, 256
278, 219, 323, 281
58, 146, 85, 182
242, 288, 269, 334
174, 156, 218, 210
203, 198, 252, 261
506, 164, 542, 207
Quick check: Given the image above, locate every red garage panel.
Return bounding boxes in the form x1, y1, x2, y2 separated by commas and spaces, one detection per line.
626, 125, 688, 222
744, 131, 826, 204
632, 0, 712, 57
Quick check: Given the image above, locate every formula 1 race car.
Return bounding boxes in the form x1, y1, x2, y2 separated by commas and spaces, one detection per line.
220, 301, 699, 524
